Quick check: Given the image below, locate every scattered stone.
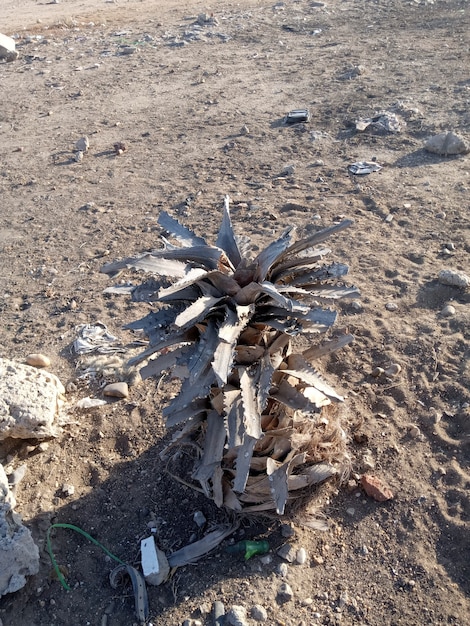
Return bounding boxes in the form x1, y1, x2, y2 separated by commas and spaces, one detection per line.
74, 151, 84, 163
361, 474, 394, 502
424, 131, 469, 156
408, 424, 421, 438
193, 510, 206, 528
276, 562, 288, 577
371, 366, 384, 377
385, 302, 398, 311
440, 304, 456, 317
311, 555, 324, 566
346, 507, 356, 517
301, 597, 314, 606
260, 554, 272, 565
140, 536, 170, 586
76, 136, 89, 152
75, 397, 108, 409
113, 142, 127, 155
0, 358, 65, 440
280, 523, 295, 538
25, 353, 51, 368
443, 242, 456, 251
120, 46, 137, 55
277, 582, 294, 604
103, 382, 129, 399
350, 301, 363, 312
277, 543, 297, 563
213, 600, 225, 622
226, 605, 248, 626
438, 269, 469, 289
0, 464, 40, 597
0, 33, 19, 62
384, 363, 401, 377
250, 604, 268, 622
296, 547, 307, 564
61, 483, 75, 497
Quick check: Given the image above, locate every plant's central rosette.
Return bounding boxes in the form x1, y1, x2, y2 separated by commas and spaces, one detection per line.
102, 197, 359, 515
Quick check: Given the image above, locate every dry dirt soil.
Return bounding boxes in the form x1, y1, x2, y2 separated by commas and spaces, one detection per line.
1, 0, 469, 625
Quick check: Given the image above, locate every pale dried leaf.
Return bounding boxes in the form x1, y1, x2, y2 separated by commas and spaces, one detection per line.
285, 354, 344, 401
140, 345, 190, 380
303, 333, 354, 361
226, 391, 243, 449
167, 524, 237, 567
253, 227, 294, 282
288, 463, 337, 490
174, 295, 223, 328
270, 379, 319, 413
266, 457, 289, 515
158, 210, 207, 248
233, 435, 258, 493
239, 367, 262, 440
157, 267, 209, 299
215, 196, 241, 268
276, 219, 353, 262
164, 398, 208, 428
193, 410, 226, 481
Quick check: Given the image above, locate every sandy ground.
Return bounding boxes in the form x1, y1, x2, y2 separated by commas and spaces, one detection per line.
0, 0, 469, 625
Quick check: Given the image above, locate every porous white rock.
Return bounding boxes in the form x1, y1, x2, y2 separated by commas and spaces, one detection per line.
0, 464, 39, 597
438, 269, 469, 289
0, 34, 18, 62
0, 358, 65, 440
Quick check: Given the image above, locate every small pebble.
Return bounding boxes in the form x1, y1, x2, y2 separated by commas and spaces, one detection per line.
440, 304, 456, 317
346, 507, 356, 517
74, 150, 84, 162
103, 382, 129, 398
76, 136, 89, 152
443, 242, 455, 251
250, 604, 268, 622
311, 555, 324, 566
385, 302, 398, 311
408, 424, 421, 438
276, 563, 288, 577
193, 511, 206, 528
61, 483, 75, 497
280, 523, 295, 538
371, 366, 384, 377
384, 363, 401, 377
438, 269, 470, 289
277, 543, 297, 563
296, 547, 307, 565
301, 597, 314, 607
350, 301, 363, 312
277, 582, 294, 604
226, 605, 248, 626
26, 353, 51, 368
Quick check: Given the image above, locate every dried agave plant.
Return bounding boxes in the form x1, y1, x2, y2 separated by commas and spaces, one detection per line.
102, 197, 359, 515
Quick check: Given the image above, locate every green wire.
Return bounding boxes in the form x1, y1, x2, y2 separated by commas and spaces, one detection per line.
46, 523, 125, 591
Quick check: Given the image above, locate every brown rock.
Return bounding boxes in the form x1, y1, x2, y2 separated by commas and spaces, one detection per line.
360, 474, 394, 502
103, 382, 129, 399
26, 353, 51, 368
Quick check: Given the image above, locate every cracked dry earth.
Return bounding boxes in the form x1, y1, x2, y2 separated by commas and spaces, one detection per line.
0, 0, 469, 625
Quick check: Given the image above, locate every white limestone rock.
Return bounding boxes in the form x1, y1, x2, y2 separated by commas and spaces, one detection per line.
0, 358, 65, 440
0, 34, 19, 62
0, 464, 40, 597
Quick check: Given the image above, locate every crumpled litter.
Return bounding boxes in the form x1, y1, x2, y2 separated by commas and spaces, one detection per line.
348, 161, 382, 175
72, 322, 121, 355
75, 397, 108, 409
355, 111, 404, 134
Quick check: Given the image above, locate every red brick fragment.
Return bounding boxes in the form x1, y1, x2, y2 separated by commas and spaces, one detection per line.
360, 474, 394, 502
